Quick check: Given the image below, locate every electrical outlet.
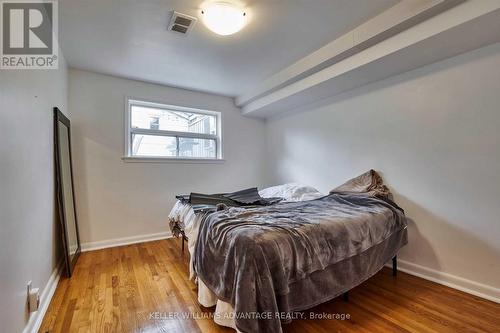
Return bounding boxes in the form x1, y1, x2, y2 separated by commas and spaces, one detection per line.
27, 280, 39, 312
29, 288, 40, 312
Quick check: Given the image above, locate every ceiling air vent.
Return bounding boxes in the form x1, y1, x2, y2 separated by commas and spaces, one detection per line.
168, 11, 197, 35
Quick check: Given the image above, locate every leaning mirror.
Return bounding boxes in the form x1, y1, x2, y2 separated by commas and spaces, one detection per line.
54, 107, 81, 277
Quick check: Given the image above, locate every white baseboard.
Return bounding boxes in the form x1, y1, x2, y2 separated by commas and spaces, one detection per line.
389, 259, 500, 304
81, 231, 172, 252
23, 260, 64, 333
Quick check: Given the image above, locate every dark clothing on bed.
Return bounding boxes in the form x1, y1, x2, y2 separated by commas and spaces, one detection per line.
194, 193, 407, 333
176, 187, 282, 213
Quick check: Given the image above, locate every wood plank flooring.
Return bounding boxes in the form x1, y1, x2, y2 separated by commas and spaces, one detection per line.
40, 238, 500, 333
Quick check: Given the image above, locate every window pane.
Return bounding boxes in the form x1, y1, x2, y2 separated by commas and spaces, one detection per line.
132, 134, 177, 157
179, 138, 216, 158
131, 105, 217, 135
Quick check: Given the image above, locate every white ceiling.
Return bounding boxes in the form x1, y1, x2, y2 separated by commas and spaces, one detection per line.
60, 0, 398, 97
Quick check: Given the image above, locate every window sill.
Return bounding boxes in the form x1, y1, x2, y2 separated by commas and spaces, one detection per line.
122, 156, 225, 164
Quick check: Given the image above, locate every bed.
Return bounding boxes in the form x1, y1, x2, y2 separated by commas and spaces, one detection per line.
168, 171, 408, 333
168, 184, 324, 279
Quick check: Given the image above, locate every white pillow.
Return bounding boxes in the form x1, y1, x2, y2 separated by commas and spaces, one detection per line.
259, 183, 324, 202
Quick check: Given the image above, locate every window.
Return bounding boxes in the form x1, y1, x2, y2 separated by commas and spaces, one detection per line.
125, 99, 222, 160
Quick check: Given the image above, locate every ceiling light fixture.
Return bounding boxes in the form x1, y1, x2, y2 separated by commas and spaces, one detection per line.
201, 2, 247, 36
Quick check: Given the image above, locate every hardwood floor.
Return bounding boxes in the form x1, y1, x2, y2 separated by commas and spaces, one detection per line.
40, 239, 500, 333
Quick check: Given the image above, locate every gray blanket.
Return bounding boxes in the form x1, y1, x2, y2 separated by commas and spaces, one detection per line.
194, 193, 407, 333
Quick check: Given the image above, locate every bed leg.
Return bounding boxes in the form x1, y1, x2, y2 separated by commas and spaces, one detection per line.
343, 292, 349, 302
392, 255, 397, 277
181, 231, 185, 254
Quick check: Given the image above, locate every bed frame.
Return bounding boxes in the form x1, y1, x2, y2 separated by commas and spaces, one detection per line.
171, 223, 189, 254
343, 255, 397, 301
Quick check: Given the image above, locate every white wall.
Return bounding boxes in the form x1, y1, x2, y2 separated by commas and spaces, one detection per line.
265, 42, 500, 296
0, 60, 68, 332
68, 69, 266, 246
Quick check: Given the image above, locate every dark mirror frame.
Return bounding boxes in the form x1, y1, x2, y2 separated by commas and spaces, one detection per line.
54, 107, 81, 277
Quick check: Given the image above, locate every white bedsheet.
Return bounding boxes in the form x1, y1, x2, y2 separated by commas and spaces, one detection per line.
168, 200, 204, 280
168, 184, 324, 331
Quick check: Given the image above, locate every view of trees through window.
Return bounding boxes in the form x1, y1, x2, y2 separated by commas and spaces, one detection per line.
129, 104, 218, 158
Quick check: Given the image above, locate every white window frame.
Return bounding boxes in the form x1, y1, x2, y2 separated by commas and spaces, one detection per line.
123, 97, 223, 163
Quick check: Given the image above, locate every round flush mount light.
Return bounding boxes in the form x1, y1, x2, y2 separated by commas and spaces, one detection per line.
201, 2, 247, 36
